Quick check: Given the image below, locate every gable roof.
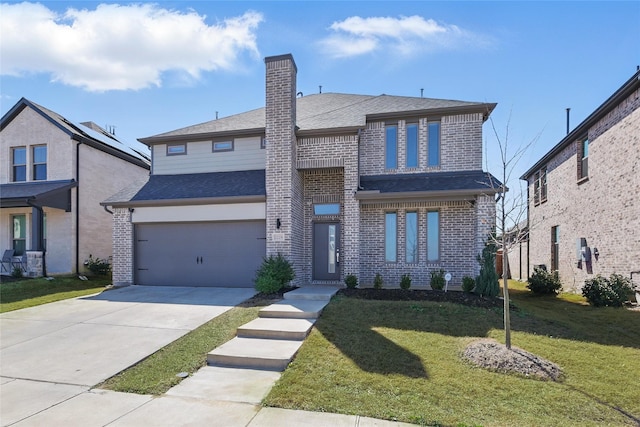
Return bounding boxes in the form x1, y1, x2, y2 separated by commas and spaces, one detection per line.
521, 69, 640, 180
1, 98, 151, 169
139, 93, 496, 144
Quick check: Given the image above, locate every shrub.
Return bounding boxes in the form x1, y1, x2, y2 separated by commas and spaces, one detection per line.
254, 254, 295, 294
462, 276, 475, 293
373, 273, 384, 289
344, 274, 358, 289
582, 274, 635, 307
11, 266, 23, 278
84, 254, 111, 275
527, 267, 562, 295
400, 273, 412, 290
475, 240, 500, 297
430, 269, 445, 290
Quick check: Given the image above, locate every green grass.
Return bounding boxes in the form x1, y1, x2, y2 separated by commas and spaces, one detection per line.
99, 298, 271, 395
0, 275, 110, 313
264, 281, 640, 426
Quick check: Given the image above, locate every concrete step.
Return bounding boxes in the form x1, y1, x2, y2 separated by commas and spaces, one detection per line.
259, 300, 329, 319
284, 286, 339, 301
207, 337, 303, 371
237, 318, 316, 340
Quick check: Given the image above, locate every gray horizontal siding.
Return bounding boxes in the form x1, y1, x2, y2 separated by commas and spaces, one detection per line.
153, 136, 265, 175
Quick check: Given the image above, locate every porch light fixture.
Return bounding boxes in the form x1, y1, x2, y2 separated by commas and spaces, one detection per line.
276, 218, 281, 229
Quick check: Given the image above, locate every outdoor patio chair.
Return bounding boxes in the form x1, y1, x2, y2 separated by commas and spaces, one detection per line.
1, 249, 15, 273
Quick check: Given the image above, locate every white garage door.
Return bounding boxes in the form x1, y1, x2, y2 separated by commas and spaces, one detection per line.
135, 221, 266, 287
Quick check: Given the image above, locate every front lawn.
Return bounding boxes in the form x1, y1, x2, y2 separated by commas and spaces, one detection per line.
264, 281, 640, 426
0, 275, 110, 313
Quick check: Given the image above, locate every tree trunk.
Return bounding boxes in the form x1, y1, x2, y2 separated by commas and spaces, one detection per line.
503, 246, 511, 349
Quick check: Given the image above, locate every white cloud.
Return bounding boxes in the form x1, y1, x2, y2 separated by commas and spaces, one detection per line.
320, 15, 492, 58
0, 2, 263, 91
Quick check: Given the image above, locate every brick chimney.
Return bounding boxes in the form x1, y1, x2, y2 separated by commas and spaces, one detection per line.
264, 54, 301, 280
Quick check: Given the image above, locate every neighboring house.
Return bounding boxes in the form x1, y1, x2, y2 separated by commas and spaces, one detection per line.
521, 70, 640, 291
103, 54, 500, 288
0, 98, 150, 276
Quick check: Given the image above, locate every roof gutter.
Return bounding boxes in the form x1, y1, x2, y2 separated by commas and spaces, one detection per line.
101, 194, 266, 209
355, 187, 500, 203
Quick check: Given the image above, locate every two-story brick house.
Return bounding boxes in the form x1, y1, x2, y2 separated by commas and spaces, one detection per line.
104, 54, 500, 288
521, 70, 640, 291
0, 98, 150, 276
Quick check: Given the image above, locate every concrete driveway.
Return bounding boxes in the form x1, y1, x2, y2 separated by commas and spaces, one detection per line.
0, 285, 255, 426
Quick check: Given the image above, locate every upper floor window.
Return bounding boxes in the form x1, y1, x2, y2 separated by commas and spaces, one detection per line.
427, 210, 440, 262
12, 147, 26, 182
577, 137, 588, 181
32, 145, 47, 180
385, 212, 397, 262
213, 140, 234, 152
427, 122, 440, 167
406, 123, 418, 168
167, 143, 186, 155
405, 211, 418, 263
533, 166, 547, 206
385, 124, 397, 169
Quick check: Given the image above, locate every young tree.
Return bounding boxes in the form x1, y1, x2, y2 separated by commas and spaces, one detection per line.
484, 112, 540, 349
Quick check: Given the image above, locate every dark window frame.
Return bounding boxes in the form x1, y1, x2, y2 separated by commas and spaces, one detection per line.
577, 136, 589, 182
405, 122, 419, 168
12, 146, 26, 182
385, 124, 398, 170
405, 211, 418, 263
385, 211, 398, 263
32, 145, 47, 181
213, 139, 234, 153
426, 210, 440, 262
427, 121, 441, 167
166, 143, 187, 156
12, 214, 26, 256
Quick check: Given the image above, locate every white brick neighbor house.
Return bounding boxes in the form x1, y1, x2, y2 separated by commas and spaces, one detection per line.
103, 54, 500, 288
0, 98, 150, 276
521, 70, 640, 291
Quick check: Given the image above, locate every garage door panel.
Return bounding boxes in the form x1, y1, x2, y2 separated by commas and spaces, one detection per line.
135, 221, 266, 287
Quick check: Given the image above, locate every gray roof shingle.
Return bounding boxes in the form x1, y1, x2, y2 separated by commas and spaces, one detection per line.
106, 170, 266, 205
359, 171, 502, 195
141, 93, 495, 142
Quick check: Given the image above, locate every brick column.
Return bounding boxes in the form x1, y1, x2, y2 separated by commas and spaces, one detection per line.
112, 207, 134, 286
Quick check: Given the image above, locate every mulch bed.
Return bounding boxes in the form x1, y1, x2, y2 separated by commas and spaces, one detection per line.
337, 288, 510, 309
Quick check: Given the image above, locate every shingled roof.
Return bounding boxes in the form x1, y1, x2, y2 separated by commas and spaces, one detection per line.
140, 93, 496, 144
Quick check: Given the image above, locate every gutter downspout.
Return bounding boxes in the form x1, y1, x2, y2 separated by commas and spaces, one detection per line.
357, 128, 363, 190
73, 136, 83, 274
26, 201, 46, 276
103, 205, 113, 215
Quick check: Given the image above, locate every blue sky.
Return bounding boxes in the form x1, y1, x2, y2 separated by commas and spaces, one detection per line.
1, 1, 639, 190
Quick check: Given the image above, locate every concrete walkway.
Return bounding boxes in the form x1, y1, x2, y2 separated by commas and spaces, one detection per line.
0, 286, 413, 427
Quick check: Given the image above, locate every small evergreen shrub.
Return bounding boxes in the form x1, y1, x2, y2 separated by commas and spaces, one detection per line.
84, 254, 111, 275
430, 269, 445, 290
527, 267, 562, 295
344, 274, 358, 289
373, 273, 384, 289
582, 274, 635, 307
400, 273, 412, 290
12, 266, 23, 278
475, 240, 500, 297
254, 254, 295, 294
462, 276, 475, 293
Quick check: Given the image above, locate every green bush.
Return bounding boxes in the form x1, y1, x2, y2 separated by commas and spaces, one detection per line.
344, 274, 358, 289
11, 266, 23, 278
527, 267, 562, 295
254, 254, 295, 294
462, 276, 475, 293
430, 269, 445, 290
475, 240, 499, 297
400, 273, 412, 290
373, 273, 384, 289
582, 274, 635, 307
84, 254, 111, 275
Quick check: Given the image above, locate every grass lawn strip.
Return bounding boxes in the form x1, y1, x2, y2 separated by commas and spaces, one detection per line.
98, 297, 274, 395
264, 282, 640, 426
0, 276, 110, 313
